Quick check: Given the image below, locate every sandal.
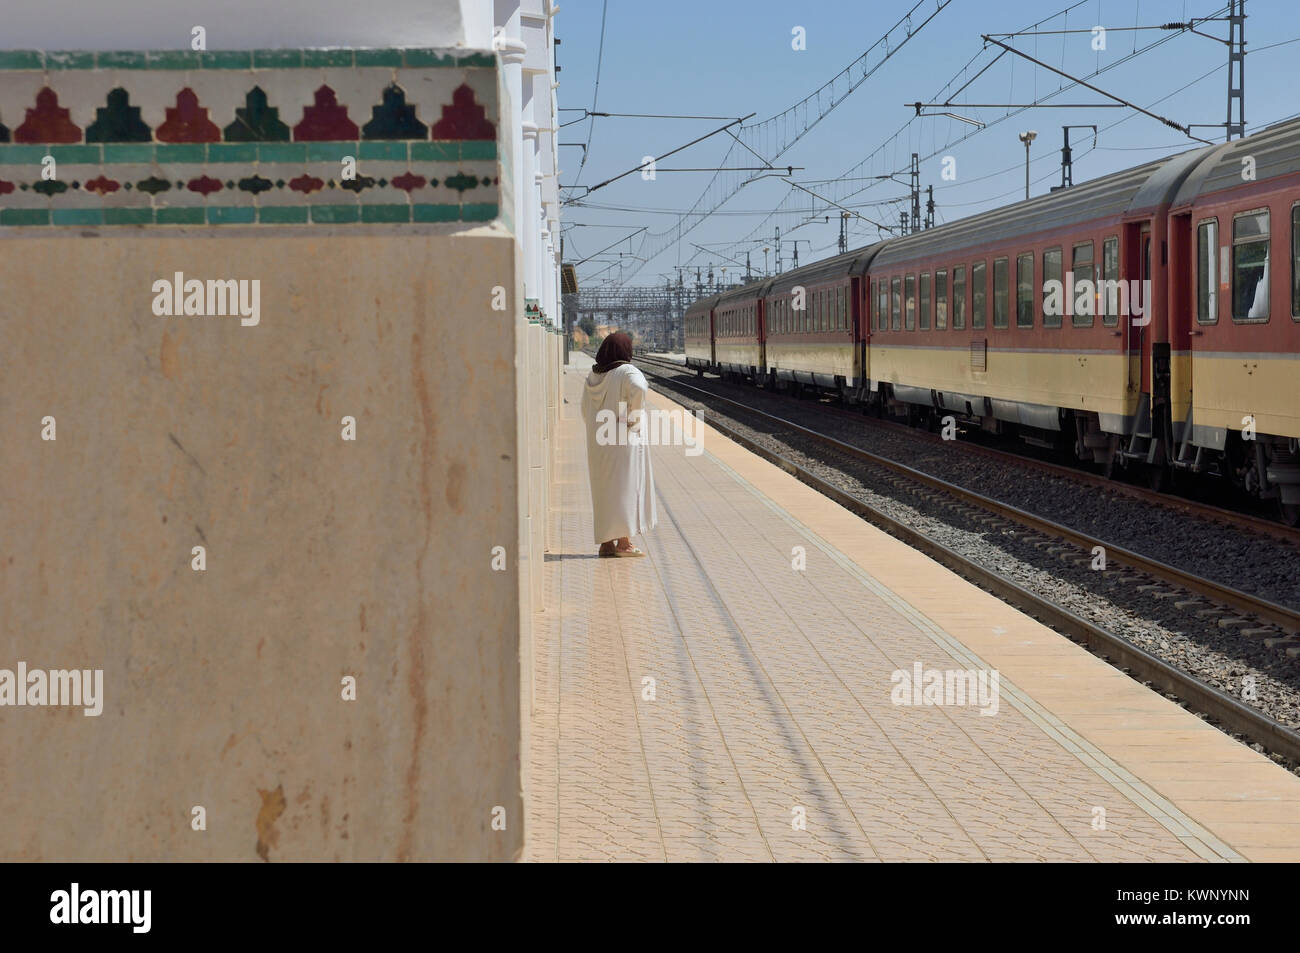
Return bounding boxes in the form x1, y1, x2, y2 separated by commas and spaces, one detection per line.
613, 546, 646, 558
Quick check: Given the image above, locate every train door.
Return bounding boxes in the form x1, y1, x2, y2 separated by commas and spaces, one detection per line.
857, 276, 869, 397
1167, 212, 1196, 464
1118, 222, 1165, 483
758, 299, 767, 376
1123, 223, 1151, 398
709, 309, 716, 368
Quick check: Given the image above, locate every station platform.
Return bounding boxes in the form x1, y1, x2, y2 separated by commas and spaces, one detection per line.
523, 355, 1300, 862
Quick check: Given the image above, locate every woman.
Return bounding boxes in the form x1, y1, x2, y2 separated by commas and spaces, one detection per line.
580, 332, 657, 557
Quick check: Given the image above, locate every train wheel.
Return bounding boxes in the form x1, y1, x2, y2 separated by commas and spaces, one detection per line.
1280, 500, 1300, 527
1148, 466, 1166, 493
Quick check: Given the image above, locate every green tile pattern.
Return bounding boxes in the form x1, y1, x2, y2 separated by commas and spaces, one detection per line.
0, 55, 502, 229
0, 141, 494, 165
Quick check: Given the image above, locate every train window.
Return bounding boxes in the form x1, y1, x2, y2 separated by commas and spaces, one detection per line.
891, 277, 902, 330
1293, 206, 1300, 319
839, 287, 847, 330
876, 280, 888, 331
1232, 208, 1270, 323
1071, 243, 1095, 327
971, 261, 986, 329
905, 274, 916, 330
1042, 248, 1062, 328
993, 258, 1009, 329
935, 270, 948, 330
1016, 253, 1034, 328
952, 266, 966, 330
1197, 221, 1218, 325
1101, 237, 1120, 327
919, 273, 932, 330
820, 289, 828, 331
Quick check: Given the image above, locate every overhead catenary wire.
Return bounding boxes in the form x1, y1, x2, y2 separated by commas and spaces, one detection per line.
577, 0, 1259, 287
711, 1, 1231, 263
570, 0, 609, 188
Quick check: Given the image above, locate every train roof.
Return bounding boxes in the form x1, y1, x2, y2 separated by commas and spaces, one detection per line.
684, 293, 723, 315
714, 277, 775, 305
871, 143, 1209, 269
1171, 115, 1300, 208
767, 242, 884, 294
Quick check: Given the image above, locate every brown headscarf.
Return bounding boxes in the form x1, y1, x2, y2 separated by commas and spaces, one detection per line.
593, 331, 634, 373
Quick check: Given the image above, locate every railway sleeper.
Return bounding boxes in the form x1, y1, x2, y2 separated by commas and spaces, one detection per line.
1239, 627, 1279, 639
1216, 617, 1253, 629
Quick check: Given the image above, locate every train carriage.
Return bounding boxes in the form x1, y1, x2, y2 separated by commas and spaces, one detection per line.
1167, 117, 1300, 522
712, 280, 772, 381
864, 147, 1208, 469
763, 247, 877, 398
684, 293, 721, 376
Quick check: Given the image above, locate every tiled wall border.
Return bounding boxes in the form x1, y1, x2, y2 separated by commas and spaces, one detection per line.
0, 203, 499, 227
0, 50, 505, 229
0, 141, 496, 163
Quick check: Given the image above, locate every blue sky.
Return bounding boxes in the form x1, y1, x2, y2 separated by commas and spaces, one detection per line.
556, 0, 1299, 290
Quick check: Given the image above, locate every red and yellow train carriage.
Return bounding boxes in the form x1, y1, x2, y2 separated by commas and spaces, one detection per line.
684, 292, 721, 376
710, 280, 771, 382
864, 147, 1206, 467
763, 247, 875, 399
1167, 118, 1300, 521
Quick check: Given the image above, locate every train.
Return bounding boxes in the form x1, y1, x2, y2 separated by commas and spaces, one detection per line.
684, 116, 1300, 524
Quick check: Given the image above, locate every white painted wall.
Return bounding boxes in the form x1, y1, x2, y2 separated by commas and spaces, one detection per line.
3, 0, 486, 50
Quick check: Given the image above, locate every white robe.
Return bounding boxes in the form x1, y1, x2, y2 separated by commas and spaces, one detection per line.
580, 363, 658, 545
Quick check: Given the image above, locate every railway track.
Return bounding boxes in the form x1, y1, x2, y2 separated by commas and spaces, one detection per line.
625, 354, 1300, 764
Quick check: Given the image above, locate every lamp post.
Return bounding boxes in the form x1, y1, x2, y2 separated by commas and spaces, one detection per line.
1018, 130, 1037, 200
